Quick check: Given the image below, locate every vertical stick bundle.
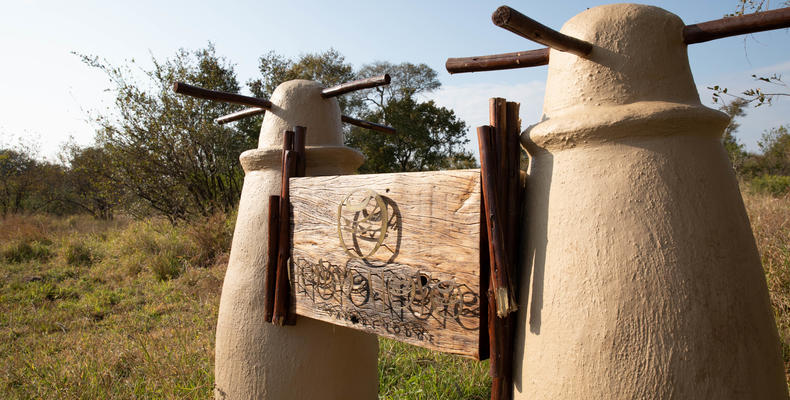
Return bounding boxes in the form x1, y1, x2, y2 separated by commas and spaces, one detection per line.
269, 127, 307, 326
264, 195, 280, 323
478, 97, 523, 400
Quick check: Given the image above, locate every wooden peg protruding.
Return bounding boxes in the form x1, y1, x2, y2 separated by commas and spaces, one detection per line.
321, 74, 391, 98
341, 115, 396, 135
492, 6, 592, 57
172, 82, 273, 109
215, 107, 265, 124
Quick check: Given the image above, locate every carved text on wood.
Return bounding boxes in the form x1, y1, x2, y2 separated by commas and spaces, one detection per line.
289, 170, 483, 358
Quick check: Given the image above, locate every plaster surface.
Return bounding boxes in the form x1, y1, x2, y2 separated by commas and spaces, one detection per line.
515, 4, 788, 399
214, 80, 376, 400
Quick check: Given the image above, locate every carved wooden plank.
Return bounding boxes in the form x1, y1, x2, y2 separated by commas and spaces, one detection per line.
289, 169, 483, 358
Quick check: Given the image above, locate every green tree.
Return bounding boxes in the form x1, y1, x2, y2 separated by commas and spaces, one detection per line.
246, 54, 475, 173
757, 125, 790, 175
347, 97, 473, 173
61, 145, 121, 219
79, 44, 253, 221
0, 141, 69, 216
248, 49, 361, 117
356, 61, 441, 110
719, 98, 749, 172
0, 148, 38, 216
348, 62, 474, 173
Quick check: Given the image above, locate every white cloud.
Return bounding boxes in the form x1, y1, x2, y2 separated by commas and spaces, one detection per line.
752, 60, 790, 76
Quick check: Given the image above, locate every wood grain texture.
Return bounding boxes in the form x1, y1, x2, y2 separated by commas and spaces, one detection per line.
321, 74, 391, 98
684, 7, 790, 44
445, 48, 549, 74
340, 115, 397, 135
172, 82, 273, 109
214, 107, 265, 124
264, 196, 280, 323
289, 169, 483, 358
492, 6, 592, 56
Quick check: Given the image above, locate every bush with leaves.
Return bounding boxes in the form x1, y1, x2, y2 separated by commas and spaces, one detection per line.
78, 44, 256, 222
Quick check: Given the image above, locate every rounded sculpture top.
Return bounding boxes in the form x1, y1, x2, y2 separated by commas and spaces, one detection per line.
258, 79, 343, 148
523, 4, 728, 152
542, 4, 699, 118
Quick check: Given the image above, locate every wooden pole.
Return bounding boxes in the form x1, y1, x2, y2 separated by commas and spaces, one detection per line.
272, 130, 296, 326
446, 6, 790, 74
341, 115, 397, 135
282, 130, 295, 156
321, 74, 391, 98
479, 125, 503, 376
477, 126, 517, 318
505, 102, 522, 249
492, 6, 592, 57
488, 99, 520, 400
264, 195, 280, 323
172, 82, 273, 109
478, 204, 491, 362
273, 149, 296, 326
684, 6, 790, 44
446, 48, 549, 74
479, 98, 523, 400
294, 126, 307, 177
215, 107, 265, 124
213, 107, 396, 136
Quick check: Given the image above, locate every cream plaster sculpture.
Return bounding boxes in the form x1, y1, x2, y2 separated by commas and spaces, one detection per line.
214, 80, 378, 400
515, 4, 788, 399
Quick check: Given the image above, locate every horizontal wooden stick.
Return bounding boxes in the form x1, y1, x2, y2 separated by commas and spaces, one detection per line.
446, 48, 549, 74
172, 82, 273, 109
213, 106, 396, 136
214, 107, 265, 124
492, 6, 592, 57
341, 115, 396, 135
684, 6, 790, 44
321, 74, 391, 98
448, 6, 790, 74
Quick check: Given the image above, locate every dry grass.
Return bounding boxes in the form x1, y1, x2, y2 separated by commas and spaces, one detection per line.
0, 215, 225, 399
744, 190, 790, 379
0, 188, 788, 398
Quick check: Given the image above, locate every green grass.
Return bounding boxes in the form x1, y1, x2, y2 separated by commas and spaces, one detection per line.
0, 216, 223, 399
0, 214, 488, 399
378, 339, 490, 399
1, 189, 788, 398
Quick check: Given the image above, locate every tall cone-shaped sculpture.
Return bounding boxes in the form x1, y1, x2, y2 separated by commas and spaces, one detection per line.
514, 4, 787, 399
214, 80, 378, 400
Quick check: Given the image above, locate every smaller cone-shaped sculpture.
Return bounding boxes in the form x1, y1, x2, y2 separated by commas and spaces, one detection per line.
514, 4, 788, 399
214, 80, 378, 400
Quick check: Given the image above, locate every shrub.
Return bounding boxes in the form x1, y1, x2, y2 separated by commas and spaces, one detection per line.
186, 211, 233, 268
0, 214, 51, 244
151, 250, 184, 281
112, 219, 195, 280
751, 175, 790, 197
65, 241, 93, 267
1, 240, 51, 263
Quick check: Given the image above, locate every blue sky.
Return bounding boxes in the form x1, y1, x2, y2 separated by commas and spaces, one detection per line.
1, 0, 788, 160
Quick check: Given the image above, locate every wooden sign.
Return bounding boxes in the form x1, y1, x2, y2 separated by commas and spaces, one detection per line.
289, 169, 484, 358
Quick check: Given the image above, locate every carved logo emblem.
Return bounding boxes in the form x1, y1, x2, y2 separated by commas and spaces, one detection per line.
337, 189, 388, 258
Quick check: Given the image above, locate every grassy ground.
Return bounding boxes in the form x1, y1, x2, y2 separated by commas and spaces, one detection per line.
1, 189, 788, 399
744, 189, 790, 377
